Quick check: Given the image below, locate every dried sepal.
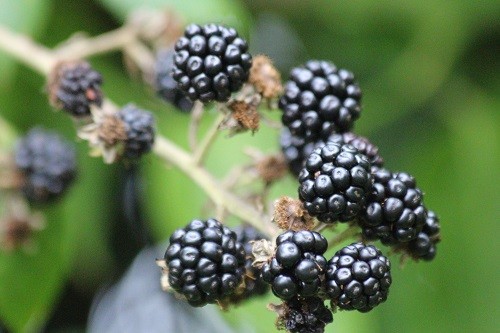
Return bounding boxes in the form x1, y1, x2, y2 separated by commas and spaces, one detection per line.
251, 239, 275, 269
249, 55, 283, 100
155, 258, 171, 292
273, 196, 314, 231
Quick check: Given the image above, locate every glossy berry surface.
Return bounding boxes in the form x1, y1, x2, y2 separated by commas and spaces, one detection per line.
14, 128, 77, 203
164, 218, 246, 307
118, 104, 155, 160
172, 23, 252, 103
325, 242, 391, 312
406, 210, 440, 261
360, 168, 426, 244
155, 48, 194, 112
298, 142, 372, 223
279, 60, 362, 142
261, 230, 328, 300
327, 132, 384, 170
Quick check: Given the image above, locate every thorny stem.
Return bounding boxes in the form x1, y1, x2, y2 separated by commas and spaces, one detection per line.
0, 24, 277, 238
192, 112, 225, 166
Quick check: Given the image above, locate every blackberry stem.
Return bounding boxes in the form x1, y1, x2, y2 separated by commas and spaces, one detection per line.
192, 112, 225, 166
188, 101, 204, 151
327, 223, 360, 249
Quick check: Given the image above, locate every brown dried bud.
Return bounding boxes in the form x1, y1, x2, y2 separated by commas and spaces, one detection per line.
227, 100, 260, 133
97, 114, 128, 147
255, 154, 288, 184
273, 196, 314, 231
249, 55, 283, 99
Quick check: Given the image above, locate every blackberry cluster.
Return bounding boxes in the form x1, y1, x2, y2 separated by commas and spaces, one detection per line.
327, 132, 384, 170
172, 23, 252, 103
325, 243, 391, 312
155, 48, 194, 112
279, 60, 362, 142
298, 143, 373, 223
360, 168, 426, 244
261, 230, 328, 300
163, 218, 246, 307
14, 128, 76, 203
118, 104, 155, 159
230, 225, 269, 302
280, 297, 333, 333
49, 61, 103, 117
406, 210, 440, 261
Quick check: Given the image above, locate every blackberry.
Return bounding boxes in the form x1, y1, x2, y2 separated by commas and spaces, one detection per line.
406, 210, 440, 261
163, 218, 246, 307
172, 23, 253, 103
279, 60, 362, 142
298, 143, 373, 223
325, 242, 391, 312
279, 297, 333, 333
327, 132, 384, 170
261, 230, 328, 300
229, 225, 269, 302
118, 104, 155, 159
14, 128, 77, 203
360, 168, 426, 244
48, 61, 103, 117
155, 48, 194, 112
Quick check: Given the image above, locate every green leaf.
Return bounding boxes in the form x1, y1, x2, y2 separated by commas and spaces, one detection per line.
97, 0, 251, 33
0, 0, 52, 88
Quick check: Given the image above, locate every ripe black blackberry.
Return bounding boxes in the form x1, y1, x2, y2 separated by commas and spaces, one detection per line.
278, 297, 333, 333
14, 128, 77, 203
229, 225, 269, 302
327, 132, 384, 170
298, 142, 373, 223
360, 168, 426, 244
48, 61, 103, 117
261, 230, 328, 300
406, 210, 440, 261
163, 218, 246, 307
155, 48, 194, 112
118, 104, 155, 159
279, 60, 362, 142
172, 23, 253, 103
325, 242, 391, 312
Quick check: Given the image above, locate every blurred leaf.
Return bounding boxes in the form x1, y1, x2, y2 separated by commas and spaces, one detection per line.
97, 0, 251, 33
0, 0, 52, 88
0, 204, 74, 332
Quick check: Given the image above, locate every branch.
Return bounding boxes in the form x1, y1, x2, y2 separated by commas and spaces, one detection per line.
0, 25, 277, 237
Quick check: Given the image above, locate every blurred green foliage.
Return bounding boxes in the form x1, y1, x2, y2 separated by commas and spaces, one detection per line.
0, 0, 498, 332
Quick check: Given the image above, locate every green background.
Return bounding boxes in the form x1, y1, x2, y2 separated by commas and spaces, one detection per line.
0, 0, 498, 332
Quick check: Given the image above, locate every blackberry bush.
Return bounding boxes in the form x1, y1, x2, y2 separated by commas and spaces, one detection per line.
261, 230, 328, 300
14, 128, 77, 203
360, 168, 426, 244
325, 242, 392, 312
298, 142, 373, 223
279, 60, 362, 142
172, 23, 253, 103
163, 218, 246, 307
